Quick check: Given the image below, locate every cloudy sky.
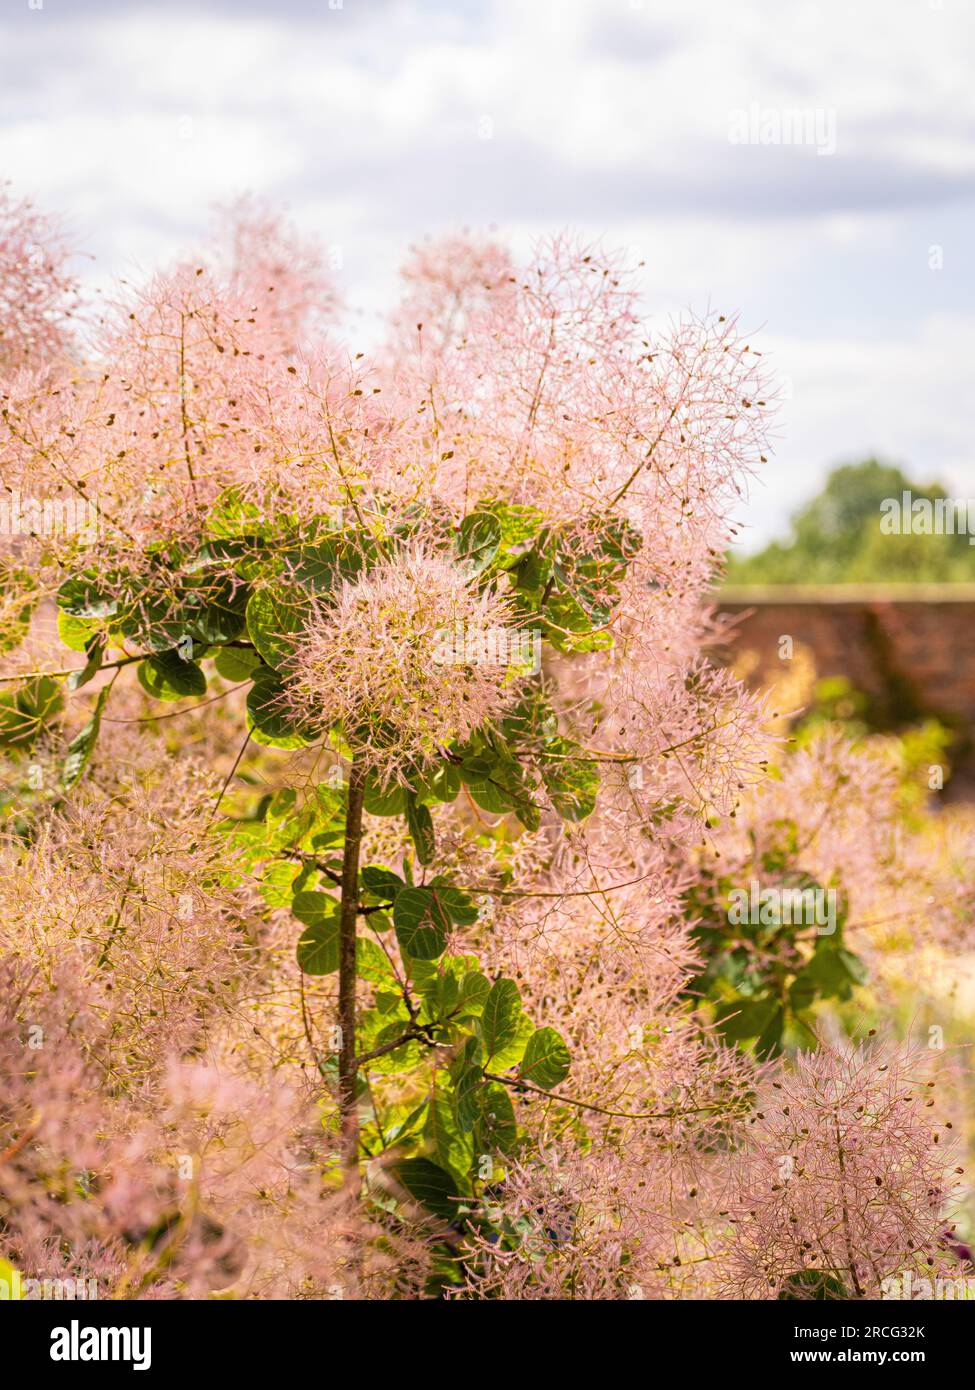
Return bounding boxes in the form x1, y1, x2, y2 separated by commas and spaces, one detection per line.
2, 0, 973, 547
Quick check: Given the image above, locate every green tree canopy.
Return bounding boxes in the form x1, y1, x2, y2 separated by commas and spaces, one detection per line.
726, 459, 975, 584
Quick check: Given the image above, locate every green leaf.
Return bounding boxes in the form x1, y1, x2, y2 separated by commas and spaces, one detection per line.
394, 1157, 461, 1223
461, 761, 511, 815
67, 638, 105, 693
519, 1027, 570, 1088
283, 539, 345, 594
454, 1062, 484, 1132
393, 887, 446, 961
294, 894, 341, 975
185, 537, 260, 572
412, 761, 462, 806
246, 667, 309, 749
0, 581, 36, 654
459, 970, 491, 1017
594, 515, 643, 565
214, 645, 263, 682
364, 1021, 427, 1075
360, 865, 405, 900
793, 940, 867, 1003
473, 1081, 517, 1155
715, 995, 781, 1045
56, 572, 118, 620
356, 937, 397, 985
457, 512, 502, 577
1, 676, 64, 748
489, 1010, 533, 1071
57, 609, 99, 653
115, 595, 188, 654
245, 584, 307, 670
365, 909, 394, 934
541, 747, 600, 821
292, 890, 338, 925
363, 775, 406, 817
479, 978, 522, 1062
62, 686, 110, 790
23, 674, 63, 722
392, 883, 475, 961
547, 516, 641, 641
257, 859, 301, 909
267, 787, 297, 823
460, 746, 540, 829
382, 1100, 429, 1148
755, 1005, 786, 1059
418, 964, 460, 1017
206, 486, 269, 540
511, 544, 553, 596
486, 499, 548, 558
405, 792, 435, 865
424, 1097, 474, 1189
24, 674, 63, 723
185, 578, 249, 644
0, 694, 29, 748
544, 589, 613, 652
836, 946, 867, 985
429, 882, 479, 927
137, 649, 207, 702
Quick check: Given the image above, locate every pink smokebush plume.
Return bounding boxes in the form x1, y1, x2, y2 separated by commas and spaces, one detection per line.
283, 546, 527, 785
0, 182, 78, 371
210, 193, 340, 353
721, 1041, 962, 1300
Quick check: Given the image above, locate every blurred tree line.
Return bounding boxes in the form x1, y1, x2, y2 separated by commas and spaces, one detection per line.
726, 459, 975, 584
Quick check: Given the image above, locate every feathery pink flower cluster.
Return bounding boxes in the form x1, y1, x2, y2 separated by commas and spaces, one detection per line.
0, 183, 78, 372
721, 1042, 961, 1299
284, 547, 527, 784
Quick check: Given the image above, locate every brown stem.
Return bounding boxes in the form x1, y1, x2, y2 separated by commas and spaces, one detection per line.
338, 761, 367, 1172
0, 637, 256, 686
834, 1118, 864, 1298
483, 1071, 748, 1122
355, 1022, 438, 1069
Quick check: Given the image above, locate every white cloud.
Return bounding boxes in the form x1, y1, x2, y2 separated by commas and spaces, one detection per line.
736, 311, 975, 547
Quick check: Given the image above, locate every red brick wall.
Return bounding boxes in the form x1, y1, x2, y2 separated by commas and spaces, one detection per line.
712, 586, 975, 726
